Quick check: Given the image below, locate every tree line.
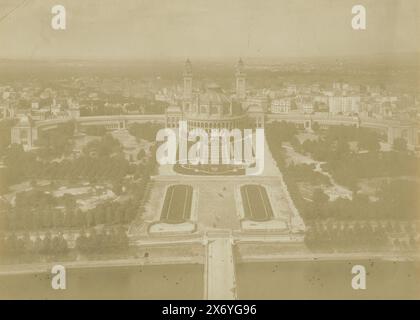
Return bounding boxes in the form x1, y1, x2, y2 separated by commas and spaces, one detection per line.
0, 228, 129, 258
76, 229, 129, 254
0, 189, 146, 232
304, 222, 418, 252
0, 233, 68, 257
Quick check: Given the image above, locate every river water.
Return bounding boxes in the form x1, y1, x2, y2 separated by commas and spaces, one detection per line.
0, 264, 204, 299
0, 260, 418, 299
236, 260, 420, 299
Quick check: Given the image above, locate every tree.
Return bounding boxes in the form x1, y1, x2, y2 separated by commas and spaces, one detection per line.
64, 210, 75, 228
42, 210, 53, 228
312, 121, 320, 132
41, 233, 52, 254
335, 139, 350, 158
75, 209, 85, 227
409, 236, 417, 249
358, 132, 380, 152
137, 149, 147, 161
310, 189, 329, 220
393, 138, 407, 152
86, 211, 95, 227
53, 210, 64, 228
76, 232, 88, 253
105, 207, 114, 225
313, 188, 329, 204
33, 235, 43, 254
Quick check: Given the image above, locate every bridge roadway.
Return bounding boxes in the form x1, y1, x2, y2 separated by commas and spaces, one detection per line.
204, 231, 237, 300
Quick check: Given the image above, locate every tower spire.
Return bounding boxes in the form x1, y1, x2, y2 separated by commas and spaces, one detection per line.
183, 59, 193, 101
236, 58, 246, 100
184, 58, 192, 77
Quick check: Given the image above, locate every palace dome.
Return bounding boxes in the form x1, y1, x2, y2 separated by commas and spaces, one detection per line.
183, 83, 245, 121
198, 84, 230, 105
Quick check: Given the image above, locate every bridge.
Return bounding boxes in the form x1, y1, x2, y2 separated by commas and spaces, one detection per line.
204, 230, 237, 300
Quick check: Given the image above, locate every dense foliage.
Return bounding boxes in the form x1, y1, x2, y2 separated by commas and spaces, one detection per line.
266, 122, 419, 222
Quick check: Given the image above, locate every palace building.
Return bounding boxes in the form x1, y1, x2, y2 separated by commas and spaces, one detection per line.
165, 59, 265, 132
164, 59, 265, 175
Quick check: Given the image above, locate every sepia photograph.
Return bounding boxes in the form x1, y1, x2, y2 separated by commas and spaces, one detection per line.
0, 0, 419, 304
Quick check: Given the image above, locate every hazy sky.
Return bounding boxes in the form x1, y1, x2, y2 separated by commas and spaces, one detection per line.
0, 0, 418, 59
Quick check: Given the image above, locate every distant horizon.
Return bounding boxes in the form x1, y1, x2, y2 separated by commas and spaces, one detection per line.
0, 0, 418, 60
0, 51, 419, 63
